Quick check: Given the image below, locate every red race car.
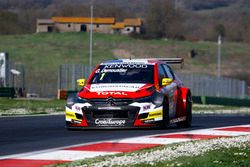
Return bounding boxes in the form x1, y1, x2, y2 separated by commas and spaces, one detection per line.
65, 58, 192, 129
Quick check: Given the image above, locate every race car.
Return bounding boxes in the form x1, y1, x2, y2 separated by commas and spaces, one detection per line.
65, 58, 192, 129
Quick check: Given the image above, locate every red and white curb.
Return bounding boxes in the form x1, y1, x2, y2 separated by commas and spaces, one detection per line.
1, 124, 250, 167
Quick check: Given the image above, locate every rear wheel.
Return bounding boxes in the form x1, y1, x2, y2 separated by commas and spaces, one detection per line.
177, 93, 192, 128
161, 98, 169, 129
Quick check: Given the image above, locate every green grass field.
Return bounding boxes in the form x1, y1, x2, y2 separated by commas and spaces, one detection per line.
0, 99, 65, 115
51, 137, 249, 167
135, 147, 250, 167
0, 99, 248, 116
0, 32, 249, 98
0, 32, 249, 81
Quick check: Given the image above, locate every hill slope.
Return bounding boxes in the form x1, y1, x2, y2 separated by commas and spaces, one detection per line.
0, 33, 249, 96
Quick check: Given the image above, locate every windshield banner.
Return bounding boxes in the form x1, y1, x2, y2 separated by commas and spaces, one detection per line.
90, 83, 145, 92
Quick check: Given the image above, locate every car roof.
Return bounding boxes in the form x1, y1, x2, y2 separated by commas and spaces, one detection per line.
101, 58, 184, 67
101, 59, 159, 65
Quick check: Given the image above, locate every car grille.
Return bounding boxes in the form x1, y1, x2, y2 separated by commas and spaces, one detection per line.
83, 106, 140, 120
88, 98, 134, 106
91, 110, 129, 118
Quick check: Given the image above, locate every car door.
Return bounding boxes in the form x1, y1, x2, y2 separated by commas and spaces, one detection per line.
161, 64, 178, 119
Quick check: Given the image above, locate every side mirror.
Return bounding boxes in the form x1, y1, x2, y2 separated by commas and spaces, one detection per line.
162, 78, 173, 86
77, 79, 85, 87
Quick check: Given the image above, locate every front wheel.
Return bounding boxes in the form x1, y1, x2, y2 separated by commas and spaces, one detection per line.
161, 98, 170, 129
177, 94, 192, 128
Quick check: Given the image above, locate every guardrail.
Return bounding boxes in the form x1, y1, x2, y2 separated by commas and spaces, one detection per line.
57, 64, 246, 99
0, 87, 15, 98
178, 74, 246, 99
192, 96, 250, 107
58, 89, 250, 107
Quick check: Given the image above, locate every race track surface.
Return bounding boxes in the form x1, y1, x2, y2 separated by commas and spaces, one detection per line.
0, 114, 249, 157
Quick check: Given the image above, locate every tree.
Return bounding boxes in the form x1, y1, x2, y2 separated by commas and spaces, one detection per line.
214, 24, 225, 37
144, 0, 183, 39
0, 10, 20, 34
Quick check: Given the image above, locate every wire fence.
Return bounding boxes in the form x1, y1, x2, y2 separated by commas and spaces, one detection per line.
177, 73, 246, 99
57, 64, 247, 99
3, 63, 245, 98
58, 64, 92, 91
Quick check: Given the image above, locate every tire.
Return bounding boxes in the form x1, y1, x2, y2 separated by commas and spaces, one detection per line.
65, 122, 80, 131
161, 98, 170, 129
177, 93, 192, 128
65, 121, 71, 130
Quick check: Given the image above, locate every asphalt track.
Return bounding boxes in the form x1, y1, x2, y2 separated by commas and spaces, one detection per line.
0, 114, 249, 157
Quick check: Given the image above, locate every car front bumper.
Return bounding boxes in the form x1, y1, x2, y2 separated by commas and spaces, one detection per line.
65, 102, 163, 129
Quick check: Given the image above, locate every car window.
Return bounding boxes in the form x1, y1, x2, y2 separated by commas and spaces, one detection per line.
158, 64, 167, 84
90, 64, 154, 84
162, 64, 175, 80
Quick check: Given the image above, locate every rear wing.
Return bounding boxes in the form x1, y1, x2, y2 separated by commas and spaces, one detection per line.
148, 58, 184, 68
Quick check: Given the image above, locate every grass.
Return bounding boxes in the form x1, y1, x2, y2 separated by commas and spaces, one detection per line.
0, 32, 249, 75
0, 98, 248, 116
134, 147, 250, 167
50, 137, 250, 167
0, 32, 249, 97
0, 98, 65, 115
192, 104, 241, 111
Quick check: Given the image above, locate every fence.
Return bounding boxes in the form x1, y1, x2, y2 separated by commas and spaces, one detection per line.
178, 74, 246, 99
57, 64, 246, 99
58, 64, 93, 91
0, 63, 25, 97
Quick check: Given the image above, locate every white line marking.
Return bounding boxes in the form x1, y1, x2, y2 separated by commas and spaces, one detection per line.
18, 150, 118, 161
115, 137, 190, 144
175, 129, 250, 136
1, 124, 249, 161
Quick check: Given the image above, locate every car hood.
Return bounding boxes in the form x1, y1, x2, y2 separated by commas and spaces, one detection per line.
78, 83, 155, 99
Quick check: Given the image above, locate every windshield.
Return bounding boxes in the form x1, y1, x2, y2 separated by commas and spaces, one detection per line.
90, 64, 154, 84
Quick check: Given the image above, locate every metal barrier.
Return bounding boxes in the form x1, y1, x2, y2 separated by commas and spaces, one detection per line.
192, 96, 250, 107
178, 74, 246, 99
58, 64, 92, 91
0, 87, 15, 98
57, 64, 246, 99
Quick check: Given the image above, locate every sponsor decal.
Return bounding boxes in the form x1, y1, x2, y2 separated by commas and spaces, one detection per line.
72, 119, 81, 124
143, 105, 151, 110
103, 63, 148, 69
148, 112, 162, 117
96, 92, 128, 96
95, 119, 126, 126
170, 116, 186, 124
66, 111, 78, 120
96, 68, 127, 73
66, 112, 75, 117
90, 83, 145, 92
98, 107, 121, 110
95, 63, 151, 74
143, 119, 155, 123
75, 106, 81, 112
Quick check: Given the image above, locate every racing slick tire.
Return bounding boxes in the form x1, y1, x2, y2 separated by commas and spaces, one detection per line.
65, 122, 80, 131
161, 97, 170, 129
65, 121, 71, 130
177, 93, 192, 128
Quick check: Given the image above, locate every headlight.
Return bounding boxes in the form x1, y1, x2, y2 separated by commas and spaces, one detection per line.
151, 91, 164, 107
66, 94, 87, 108
134, 91, 164, 108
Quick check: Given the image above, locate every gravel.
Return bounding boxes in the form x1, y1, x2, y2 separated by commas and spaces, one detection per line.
0, 108, 63, 116
80, 135, 250, 167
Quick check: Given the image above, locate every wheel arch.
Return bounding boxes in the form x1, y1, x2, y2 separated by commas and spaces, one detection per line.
180, 87, 192, 112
